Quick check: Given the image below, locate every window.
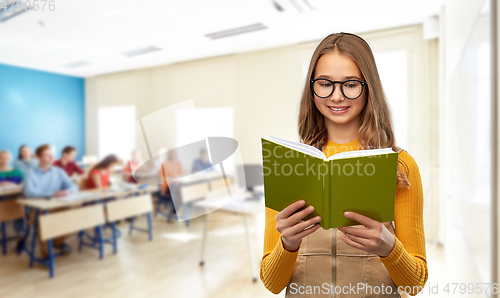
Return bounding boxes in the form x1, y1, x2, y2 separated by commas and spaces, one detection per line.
374, 50, 408, 149
98, 106, 136, 161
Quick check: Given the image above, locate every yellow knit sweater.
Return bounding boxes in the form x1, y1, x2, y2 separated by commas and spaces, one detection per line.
259, 138, 428, 296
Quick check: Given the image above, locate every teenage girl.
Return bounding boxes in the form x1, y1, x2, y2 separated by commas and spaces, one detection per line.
260, 33, 428, 297
87, 154, 119, 189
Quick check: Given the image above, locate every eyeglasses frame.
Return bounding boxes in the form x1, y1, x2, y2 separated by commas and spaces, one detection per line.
309, 78, 367, 100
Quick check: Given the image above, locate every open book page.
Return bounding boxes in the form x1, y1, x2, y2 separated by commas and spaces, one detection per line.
261, 138, 325, 221
265, 136, 326, 159
328, 151, 399, 228
56, 192, 98, 203
327, 147, 394, 160
109, 183, 139, 192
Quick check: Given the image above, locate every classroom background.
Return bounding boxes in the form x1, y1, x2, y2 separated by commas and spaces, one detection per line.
0, 0, 499, 297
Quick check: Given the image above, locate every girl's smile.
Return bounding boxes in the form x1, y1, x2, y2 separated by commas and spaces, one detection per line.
327, 105, 351, 114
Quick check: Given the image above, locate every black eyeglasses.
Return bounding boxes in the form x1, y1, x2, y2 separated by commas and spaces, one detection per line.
310, 78, 367, 99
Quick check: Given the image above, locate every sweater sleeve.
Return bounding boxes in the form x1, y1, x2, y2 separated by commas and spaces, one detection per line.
379, 150, 428, 296
73, 161, 85, 175
259, 207, 300, 294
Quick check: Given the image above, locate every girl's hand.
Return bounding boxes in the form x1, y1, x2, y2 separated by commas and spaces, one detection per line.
275, 200, 322, 252
338, 211, 396, 257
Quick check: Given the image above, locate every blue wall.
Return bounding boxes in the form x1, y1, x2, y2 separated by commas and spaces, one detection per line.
0, 64, 85, 164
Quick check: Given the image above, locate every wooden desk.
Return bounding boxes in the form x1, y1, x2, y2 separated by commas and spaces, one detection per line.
18, 184, 155, 211
17, 183, 158, 277
0, 185, 24, 255
0, 185, 23, 197
194, 193, 265, 283
173, 170, 229, 187
154, 172, 230, 226
128, 169, 158, 184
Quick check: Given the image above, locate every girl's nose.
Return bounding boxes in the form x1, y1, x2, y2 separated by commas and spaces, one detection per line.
330, 84, 344, 102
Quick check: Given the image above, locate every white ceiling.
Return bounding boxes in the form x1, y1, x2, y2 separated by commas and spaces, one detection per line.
0, 0, 443, 78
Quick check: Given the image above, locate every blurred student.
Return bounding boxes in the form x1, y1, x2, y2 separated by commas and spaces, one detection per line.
0, 150, 25, 253
14, 145, 38, 176
53, 146, 84, 177
154, 148, 165, 170
159, 149, 183, 196
87, 154, 119, 189
24, 144, 78, 257
191, 148, 213, 173
0, 150, 24, 186
24, 144, 77, 198
123, 150, 142, 183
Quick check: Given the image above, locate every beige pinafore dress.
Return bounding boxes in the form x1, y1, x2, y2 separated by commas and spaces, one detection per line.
285, 221, 410, 298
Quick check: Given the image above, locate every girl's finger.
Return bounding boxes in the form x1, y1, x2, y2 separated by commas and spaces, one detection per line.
289, 223, 321, 242
289, 216, 321, 236
344, 211, 377, 229
341, 233, 366, 250
286, 205, 316, 225
338, 226, 370, 239
340, 231, 371, 247
277, 200, 305, 219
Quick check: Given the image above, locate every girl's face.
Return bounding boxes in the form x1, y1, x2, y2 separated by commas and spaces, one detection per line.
312, 51, 367, 127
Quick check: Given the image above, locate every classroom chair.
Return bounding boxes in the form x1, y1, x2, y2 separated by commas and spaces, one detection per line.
0, 200, 24, 255
38, 204, 106, 278
105, 194, 154, 254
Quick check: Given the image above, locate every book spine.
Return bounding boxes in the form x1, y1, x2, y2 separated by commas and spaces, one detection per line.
321, 172, 325, 229
324, 160, 330, 229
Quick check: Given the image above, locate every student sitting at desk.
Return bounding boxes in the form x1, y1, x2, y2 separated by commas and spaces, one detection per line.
191, 148, 213, 173
53, 146, 84, 177
24, 144, 78, 258
87, 154, 118, 189
159, 149, 183, 196
0, 150, 25, 254
14, 145, 38, 177
0, 150, 24, 186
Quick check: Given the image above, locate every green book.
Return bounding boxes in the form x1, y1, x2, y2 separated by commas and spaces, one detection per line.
261, 136, 399, 229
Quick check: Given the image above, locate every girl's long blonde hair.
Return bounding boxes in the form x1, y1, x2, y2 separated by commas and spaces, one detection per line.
298, 32, 410, 188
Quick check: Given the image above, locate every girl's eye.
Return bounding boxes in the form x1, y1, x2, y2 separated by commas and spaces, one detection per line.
345, 83, 359, 88
320, 83, 332, 87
